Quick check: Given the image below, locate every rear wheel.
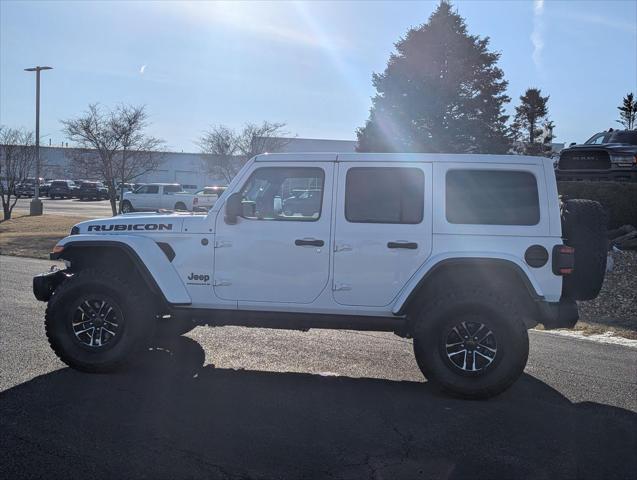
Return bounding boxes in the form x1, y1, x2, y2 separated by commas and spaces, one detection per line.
412, 289, 529, 399
561, 199, 608, 300
174, 202, 187, 211
45, 269, 154, 372
121, 200, 134, 213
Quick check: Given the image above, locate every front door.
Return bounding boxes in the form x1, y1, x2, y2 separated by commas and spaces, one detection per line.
332, 162, 432, 307
213, 163, 333, 304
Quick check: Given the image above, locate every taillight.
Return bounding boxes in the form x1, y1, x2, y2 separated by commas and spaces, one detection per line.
552, 245, 575, 275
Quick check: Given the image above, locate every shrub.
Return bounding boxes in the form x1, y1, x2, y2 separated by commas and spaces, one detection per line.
558, 181, 637, 229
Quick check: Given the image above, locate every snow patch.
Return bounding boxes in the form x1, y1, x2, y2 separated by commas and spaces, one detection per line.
535, 329, 637, 348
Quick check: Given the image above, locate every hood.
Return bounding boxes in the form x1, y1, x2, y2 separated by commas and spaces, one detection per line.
562, 143, 637, 155
73, 213, 187, 235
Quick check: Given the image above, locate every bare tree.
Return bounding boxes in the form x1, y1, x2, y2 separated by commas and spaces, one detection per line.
198, 121, 292, 184
61, 104, 164, 216
197, 125, 240, 184
0, 127, 36, 220
236, 121, 292, 158
112, 105, 164, 211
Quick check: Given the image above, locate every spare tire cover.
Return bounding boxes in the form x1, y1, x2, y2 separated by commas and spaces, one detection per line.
561, 199, 608, 301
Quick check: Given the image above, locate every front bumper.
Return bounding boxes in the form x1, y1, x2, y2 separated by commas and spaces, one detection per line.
556, 168, 637, 182
33, 269, 71, 302
536, 298, 579, 329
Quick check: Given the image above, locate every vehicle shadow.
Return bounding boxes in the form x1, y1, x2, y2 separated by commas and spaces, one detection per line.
1, 336, 635, 480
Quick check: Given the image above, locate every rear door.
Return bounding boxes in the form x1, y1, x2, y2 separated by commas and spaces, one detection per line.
332, 162, 432, 307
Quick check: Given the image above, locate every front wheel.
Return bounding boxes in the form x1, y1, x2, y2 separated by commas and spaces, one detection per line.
121, 200, 133, 213
45, 269, 154, 372
412, 289, 529, 399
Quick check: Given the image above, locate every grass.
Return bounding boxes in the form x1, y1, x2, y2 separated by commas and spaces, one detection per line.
0, 214, 88, 259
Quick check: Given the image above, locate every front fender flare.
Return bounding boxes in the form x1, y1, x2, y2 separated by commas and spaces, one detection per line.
52, 234, 192, 305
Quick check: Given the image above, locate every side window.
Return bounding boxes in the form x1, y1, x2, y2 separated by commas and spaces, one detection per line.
239, 167, 324, 221
144, 185, 159, 194
163, 185, 182, 193
345, 167, 424, 224
445, 170, 540, 225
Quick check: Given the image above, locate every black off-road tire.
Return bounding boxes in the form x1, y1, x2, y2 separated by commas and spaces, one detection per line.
154, 316, 197, 339
561, 199, 608, 301
45, 268, 155, 373
413, 289, 530, 399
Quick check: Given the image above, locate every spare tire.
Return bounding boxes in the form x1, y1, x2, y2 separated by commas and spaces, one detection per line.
561, 199, 608, 300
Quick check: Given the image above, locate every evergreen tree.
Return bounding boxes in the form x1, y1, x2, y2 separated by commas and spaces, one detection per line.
356, 1, 511, 153
511, 88, 553, 157
617, 92, 636, 129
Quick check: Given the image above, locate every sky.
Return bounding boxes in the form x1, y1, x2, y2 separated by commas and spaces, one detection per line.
1, 0, 636, 152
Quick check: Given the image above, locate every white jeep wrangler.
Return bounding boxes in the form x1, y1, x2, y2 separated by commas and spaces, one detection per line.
33, 153, 607, 398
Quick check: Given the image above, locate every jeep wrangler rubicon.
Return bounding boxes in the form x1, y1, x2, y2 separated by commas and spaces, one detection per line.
33, 153, 607, 398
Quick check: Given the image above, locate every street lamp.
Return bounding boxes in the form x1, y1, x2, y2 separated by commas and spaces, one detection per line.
24, 65, 53, 216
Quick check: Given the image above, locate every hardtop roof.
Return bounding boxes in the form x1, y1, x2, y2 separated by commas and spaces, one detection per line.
254, 152, 547, 164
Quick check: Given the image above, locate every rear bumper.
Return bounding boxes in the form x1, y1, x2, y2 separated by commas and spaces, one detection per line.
33, 269, 71, 302
536, 298, 579, 329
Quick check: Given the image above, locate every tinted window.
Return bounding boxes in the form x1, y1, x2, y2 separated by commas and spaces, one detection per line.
163, 185, 182, 193
239, 167, 324, 221
345, 167, 424, 224
137, 185, 159, 194
446, 170, 540, 225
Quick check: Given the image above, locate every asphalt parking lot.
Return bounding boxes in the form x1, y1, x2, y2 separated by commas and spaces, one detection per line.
1, 255, 636, 479
12, 196, 113, 218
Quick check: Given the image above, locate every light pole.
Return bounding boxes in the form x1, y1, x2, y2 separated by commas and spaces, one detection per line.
24, 65, 53, 216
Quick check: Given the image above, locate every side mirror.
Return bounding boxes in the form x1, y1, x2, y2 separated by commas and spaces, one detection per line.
224, 192, 242, 224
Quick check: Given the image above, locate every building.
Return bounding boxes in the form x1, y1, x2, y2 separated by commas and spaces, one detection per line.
8, 138, 356, 189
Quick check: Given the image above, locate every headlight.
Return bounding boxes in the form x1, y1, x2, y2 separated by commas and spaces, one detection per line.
610, 154, 636, 166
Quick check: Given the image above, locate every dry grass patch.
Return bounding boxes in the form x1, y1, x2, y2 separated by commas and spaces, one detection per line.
0, 214, 88, 259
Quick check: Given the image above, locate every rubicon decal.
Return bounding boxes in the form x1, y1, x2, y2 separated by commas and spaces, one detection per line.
87, 223, 173, 232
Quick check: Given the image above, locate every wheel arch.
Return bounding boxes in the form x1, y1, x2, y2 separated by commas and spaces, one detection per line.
52, 235, 191, 306
393, 256, 543, 317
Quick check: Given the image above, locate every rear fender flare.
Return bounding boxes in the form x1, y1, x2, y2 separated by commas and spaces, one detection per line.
392, 253, 543, 315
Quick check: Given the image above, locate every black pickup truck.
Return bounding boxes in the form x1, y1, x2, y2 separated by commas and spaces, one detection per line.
556, 129, 637, 182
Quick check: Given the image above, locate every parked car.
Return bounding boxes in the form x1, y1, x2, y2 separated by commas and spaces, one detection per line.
282, 189, 322, 217
121, 183, 200, 212
556, 129, 637, 182
77, 181, 109, 200
15, 177, 45, 197
193, 185, 227, 211
35, 152, 607, 399
49, 180, 79, 199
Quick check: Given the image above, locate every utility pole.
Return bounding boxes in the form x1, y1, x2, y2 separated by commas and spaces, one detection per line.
24, 65, 53, 216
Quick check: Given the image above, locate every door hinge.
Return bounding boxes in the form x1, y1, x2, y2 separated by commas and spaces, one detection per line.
333, 282, 352, 291
213, 279, 232, 286
214, 240, 232, 248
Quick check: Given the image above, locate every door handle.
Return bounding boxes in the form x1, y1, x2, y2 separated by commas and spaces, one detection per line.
295, 238, 325, 247
387, 241, 418, 249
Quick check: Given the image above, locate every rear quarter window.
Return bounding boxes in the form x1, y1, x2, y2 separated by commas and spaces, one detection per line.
445, 170, 540, 226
